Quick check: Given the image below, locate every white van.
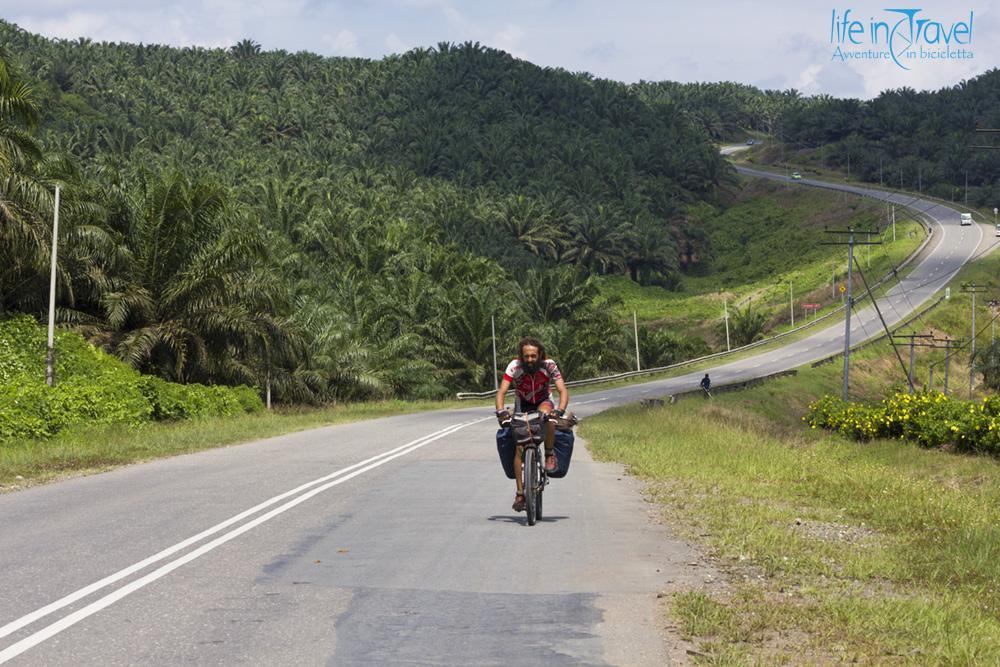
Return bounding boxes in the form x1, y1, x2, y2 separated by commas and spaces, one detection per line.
960, 213, 973, 226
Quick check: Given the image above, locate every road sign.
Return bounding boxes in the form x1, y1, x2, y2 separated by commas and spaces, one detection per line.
838, 284, 846, 294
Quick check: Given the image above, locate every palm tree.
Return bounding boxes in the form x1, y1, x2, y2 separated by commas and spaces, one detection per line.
94, 169, 295, 386
0, 50, 54, 313
229, 39, 262, 60
570, 206, 629, 275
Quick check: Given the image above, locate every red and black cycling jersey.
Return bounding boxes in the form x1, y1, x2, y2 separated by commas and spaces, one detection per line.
503, 358, 562, 409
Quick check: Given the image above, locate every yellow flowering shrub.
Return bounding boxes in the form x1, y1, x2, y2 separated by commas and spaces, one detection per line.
806, 391, 1000, 453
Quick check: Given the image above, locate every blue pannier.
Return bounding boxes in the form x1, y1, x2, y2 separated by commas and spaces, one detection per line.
495, 427, 575, 479
548, 428, 575, 478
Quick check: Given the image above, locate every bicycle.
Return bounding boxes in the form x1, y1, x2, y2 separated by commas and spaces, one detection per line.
509, 411, 549, 526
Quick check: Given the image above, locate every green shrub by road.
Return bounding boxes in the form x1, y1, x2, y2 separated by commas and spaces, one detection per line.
0, 315, 262, 441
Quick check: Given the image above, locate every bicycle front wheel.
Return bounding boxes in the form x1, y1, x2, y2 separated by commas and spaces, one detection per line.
524, 447, 537, 526
535, 477, 543, 521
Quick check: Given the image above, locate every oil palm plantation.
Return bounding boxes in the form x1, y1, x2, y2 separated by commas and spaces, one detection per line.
93, 168, 297, 387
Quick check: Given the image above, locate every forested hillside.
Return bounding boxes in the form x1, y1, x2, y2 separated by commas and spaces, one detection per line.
0, 21, 729, 401
640, 72, 1000, 206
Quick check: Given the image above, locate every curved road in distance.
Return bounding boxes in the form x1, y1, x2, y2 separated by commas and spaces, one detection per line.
0, 162, 996, 666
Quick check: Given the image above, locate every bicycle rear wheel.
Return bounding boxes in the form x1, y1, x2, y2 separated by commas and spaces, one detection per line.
524, 447, 537, 526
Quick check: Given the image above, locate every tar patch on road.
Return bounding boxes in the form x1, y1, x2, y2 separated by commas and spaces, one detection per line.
330, 587, 606, 665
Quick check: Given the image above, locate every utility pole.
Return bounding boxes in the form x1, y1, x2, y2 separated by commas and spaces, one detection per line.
633, 311, 640, 372
961, 283, 987, 398
989, 299, 999, 345
822, 228, 882, 401
831, 261, 836, 300
724, 297, 731, 351
892, 332, 934, 393
879, 156, 884, 187
46, 185, 61, 388
491, 314, 498, 391
789, 281, 794, 327
926, 337, 964, 395
891, 206, 896, 243
945, 338, 954, 395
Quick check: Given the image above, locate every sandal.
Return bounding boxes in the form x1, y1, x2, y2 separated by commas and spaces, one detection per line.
512, 493, 526, 512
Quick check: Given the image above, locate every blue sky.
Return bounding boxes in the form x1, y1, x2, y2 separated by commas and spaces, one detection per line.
2, 1, 997, 98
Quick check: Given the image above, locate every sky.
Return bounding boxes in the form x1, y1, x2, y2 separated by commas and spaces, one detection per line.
1, 0, 997, 99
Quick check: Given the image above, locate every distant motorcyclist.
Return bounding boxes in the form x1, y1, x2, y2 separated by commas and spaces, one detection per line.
495, 337, 569, 512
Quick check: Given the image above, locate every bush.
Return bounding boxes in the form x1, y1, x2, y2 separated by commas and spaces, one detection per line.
806, 391, 1000, 454
0, 316, 263, 441
141, 378, 262, 420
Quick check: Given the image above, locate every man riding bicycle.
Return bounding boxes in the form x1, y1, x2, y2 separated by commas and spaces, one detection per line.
495, 336, 569, 512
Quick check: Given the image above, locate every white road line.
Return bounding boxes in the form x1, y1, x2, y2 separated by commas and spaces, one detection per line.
0, 417, 489, 662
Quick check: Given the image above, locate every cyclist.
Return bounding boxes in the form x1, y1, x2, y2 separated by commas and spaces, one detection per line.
495, 337, 569, 512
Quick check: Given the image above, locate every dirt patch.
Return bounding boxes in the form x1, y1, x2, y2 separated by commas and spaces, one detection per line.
791, 518, 879, 546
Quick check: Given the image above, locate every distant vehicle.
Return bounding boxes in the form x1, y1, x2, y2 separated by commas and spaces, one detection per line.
960, 213, 973, 226
746, 139, 755, 145
995, 223, 999, 237
791, 171, 802, 180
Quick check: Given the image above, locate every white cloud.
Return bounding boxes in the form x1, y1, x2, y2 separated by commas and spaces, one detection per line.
323, 28, 361, 57
15, 11, 117, 42
385, 32, 407, 54
5, 1, 999, 98
492, 23, 526, 59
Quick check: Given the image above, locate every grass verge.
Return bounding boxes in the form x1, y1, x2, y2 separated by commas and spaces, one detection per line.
582, 353, 1000, 663
0, 399, 466, 492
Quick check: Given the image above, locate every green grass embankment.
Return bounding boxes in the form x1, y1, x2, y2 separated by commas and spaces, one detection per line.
581, 245, 1000, 664
583, 373, 1000, 663
601, 177, 925, 343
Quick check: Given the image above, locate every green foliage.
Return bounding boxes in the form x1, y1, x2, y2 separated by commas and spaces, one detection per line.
639, 72, 1000, 207
719, 302, 767, 347
0, 23, 736, 399
141, 377, 261, 420
637, 326, 708, 368
975, 341, 1000, 391
0, 314, 262, 441
806, 392, 1000, 453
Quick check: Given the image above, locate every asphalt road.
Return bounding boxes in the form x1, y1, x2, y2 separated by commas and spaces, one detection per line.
1, 167, 994, 665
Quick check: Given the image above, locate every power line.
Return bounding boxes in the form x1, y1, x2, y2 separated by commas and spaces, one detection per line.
851, 253, 911, 390
821, 227, 882, 400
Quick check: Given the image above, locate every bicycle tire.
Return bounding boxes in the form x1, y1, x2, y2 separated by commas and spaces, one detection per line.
536, 477, 543, 521
524, 447, 537, 526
